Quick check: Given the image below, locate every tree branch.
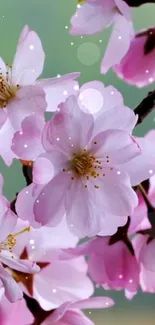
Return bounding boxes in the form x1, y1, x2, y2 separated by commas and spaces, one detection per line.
134, 90, 155, 125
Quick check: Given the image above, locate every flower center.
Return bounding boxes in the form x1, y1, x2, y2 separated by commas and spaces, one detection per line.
70, 151, 95, 177
0, 227, 30, 252
0, 65, 19, 108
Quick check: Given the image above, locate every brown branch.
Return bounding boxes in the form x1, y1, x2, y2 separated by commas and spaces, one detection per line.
134, 90, 155, 125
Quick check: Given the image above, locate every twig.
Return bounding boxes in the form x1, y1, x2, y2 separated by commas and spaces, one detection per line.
134, 90, 155, 125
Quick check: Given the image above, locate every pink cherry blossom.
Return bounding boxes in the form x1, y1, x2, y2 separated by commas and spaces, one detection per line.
15, 94, 142, 237
62, 236, 140, 300
42, 297, 114, 325
0, 25, 80, 166
0, 174, 39, 302
12, 219, 94, 310
70, 0, 134, 73
0, 289, 34, 325
114, 27, 155, 87
133, 235, 155, 293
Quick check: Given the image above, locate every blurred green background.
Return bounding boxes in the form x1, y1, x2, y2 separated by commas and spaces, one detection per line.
0, 0, 155, 323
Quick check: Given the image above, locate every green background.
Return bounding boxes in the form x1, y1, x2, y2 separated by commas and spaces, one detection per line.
0, 0, 155, 323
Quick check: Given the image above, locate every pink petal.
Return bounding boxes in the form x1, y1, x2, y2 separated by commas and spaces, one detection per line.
0, 266, 23, 302
8, 85, 46, 130
0, 253, 40, 274
140, 239, 155, 272
71, 296, 114, 309
101, 13, 134, 73
16, 183, 44, 227
89, 170, 138, 216
120, 136, 155, 186
78, 82, 124, 119
90, 129, 141, 165
0, 295, 34, 325
38, 73, 80, 112
0, 204, 17, 242
34, 172, 71, 226
42, 96, 94, 155
12, 114, 45, 160
70, 3, 115, 35
93, 104, 137, 136
0, 119, 16, 166
114, 28, 155, 87
0, 110, 7, 130
65, 179, 102, 237
33, 155, 54, 184
34, 257, 93, 310
115, 0, 131, 20
12, 26, 45, 85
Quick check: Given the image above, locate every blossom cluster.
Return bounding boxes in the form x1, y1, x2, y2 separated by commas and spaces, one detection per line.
0, 0, 154, 323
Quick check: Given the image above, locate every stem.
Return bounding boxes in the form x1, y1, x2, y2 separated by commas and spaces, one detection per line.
22, 164, 33, 186
138, 184, 155, 213
134, 90, 155, 125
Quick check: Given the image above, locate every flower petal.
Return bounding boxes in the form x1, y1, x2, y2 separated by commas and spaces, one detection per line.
101, 13, 134, 73
71, 296, 114, 309
8, 85, 46, 130
0, 266, 23, 302
65, 179, 103, 238
38, 73, 80, 112
70, 2, 115, 35
34, 172, 71, 226
12, 114, 45, 161
90, 129, 141, 165
12, 26, 45, 85
16, 183, 44, 227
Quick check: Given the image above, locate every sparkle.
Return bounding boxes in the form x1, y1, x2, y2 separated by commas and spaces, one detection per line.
149, 169, 153, 174
81, 36, 83, 39
57, 74, 61, 78
74, 85, 79, 90
146, 70, 149, 74
52, 289, 57, 293
71, 42, 74, 46
99, 39, 102, 43
24, 144, 28, 148
65, 25, 68, 29
32, 246, 35, 250
36, 200, 39, 203
29, 45, 34, 50
129, 279, 133, 283
56, 137, 60, 141
29, 239, 35, 245
63, 90, 68, 96
26, 191, 29, 194
111, 91, 114, 95
149, 77, 154, 83
119, 274, 123, 279
118, 36, 122, 40
19, 131, 23, 135
117, 171, 121, 175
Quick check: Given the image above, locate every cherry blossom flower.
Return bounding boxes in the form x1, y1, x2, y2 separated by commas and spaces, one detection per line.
15, 94, 142, 237
0, 174, 39, 302
0, 25, 80, 165
70, 0, 134, 73
11, 218, 94, 310
62, 236, 140, 300
114, 27, 155, 87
